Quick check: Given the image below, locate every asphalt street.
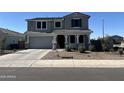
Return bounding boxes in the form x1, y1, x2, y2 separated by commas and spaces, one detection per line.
0, 67, 124, 81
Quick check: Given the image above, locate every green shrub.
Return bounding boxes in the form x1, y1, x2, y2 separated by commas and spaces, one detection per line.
65, 44, 71, 52
78, 45, 86, 53
118, 48, 123, 56
89, 45, 95, 51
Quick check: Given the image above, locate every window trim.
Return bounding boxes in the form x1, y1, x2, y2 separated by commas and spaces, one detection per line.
54, 21, 62, 28
71, 18, 82, 28
36, 21, 47, 30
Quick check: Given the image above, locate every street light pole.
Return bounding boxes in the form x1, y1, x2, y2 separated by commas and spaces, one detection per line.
102, 19, 105, 52
102, 19, 105, 40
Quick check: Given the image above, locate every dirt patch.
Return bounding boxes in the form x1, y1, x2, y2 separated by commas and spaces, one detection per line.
42, 50, 124, 60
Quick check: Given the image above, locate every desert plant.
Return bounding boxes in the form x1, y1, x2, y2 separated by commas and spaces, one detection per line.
89, 44, 95, 51
100, 35, 113, 52
118, 48, 123, 56
78, 45, 86, 53
65, 43, 71, 52
0, 36, 7, 54
18, 38, 26, 49
90, 39, 103, 51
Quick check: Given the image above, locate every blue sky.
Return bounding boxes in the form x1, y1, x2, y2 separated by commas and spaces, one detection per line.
0, 12, 124, 39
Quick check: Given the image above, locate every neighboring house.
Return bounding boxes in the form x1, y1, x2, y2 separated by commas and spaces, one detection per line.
111, 35, 124, 50
0, 28, 24, 49
25, 12, 92, 49
119, 41, 124, 49
113, 41, 124, 51
112, 35, 123, 44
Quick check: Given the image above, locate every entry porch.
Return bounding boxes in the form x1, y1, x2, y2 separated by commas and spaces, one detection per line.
52, 30, 92, 49
52, 34, 90, 49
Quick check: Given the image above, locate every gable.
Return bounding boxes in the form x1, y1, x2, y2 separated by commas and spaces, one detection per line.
64, 12, 90, 18
0, 30, 5, 39
112, 35, 123, 40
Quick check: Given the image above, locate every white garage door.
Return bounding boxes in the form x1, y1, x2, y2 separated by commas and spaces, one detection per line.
29, 36, 53, 49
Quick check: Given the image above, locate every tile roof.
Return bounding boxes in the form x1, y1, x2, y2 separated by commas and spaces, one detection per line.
26, 17, 63, 21
0, 28, 24, 37
26, 12, 90, 21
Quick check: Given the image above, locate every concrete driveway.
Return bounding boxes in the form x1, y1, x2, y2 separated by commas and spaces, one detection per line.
0, 49, 51, 60
0, 49, 51, 67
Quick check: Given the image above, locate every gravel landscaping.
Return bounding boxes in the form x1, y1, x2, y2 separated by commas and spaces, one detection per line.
42, 50, 124, 60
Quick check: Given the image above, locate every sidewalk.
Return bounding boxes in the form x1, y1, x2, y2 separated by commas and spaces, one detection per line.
30, 60, 124, 68
0, 60, 123, 67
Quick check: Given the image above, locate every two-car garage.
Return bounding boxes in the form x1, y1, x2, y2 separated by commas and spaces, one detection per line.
29, 36, 53, 49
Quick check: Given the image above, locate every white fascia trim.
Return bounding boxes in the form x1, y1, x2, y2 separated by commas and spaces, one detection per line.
72, 18, 81, 19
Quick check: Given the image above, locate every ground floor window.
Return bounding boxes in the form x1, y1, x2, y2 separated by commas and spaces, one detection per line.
79, 35, 84, 43
55, 21, 62, 28
36, 21, 41, 29
70, 35, 75, 43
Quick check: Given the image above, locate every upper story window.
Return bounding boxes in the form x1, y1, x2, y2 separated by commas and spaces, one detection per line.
71, 18, 82, 28
54, 21, 62, 28
36, 21, 41, 29
36, 21, 47, 30
42, 21, 47, 29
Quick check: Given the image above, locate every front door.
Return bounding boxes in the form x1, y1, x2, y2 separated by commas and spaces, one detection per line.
57, 35, 65, 48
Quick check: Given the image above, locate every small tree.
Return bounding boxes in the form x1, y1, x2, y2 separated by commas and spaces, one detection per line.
90, 39, 103, 51
118, 48, 123, 56
99, 35, 113, 52
0, 37, 7, 54
89, 44, 95, 51
18, 38, 25, 49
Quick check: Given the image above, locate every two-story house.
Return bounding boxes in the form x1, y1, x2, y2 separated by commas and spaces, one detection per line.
25, 12, 92, 49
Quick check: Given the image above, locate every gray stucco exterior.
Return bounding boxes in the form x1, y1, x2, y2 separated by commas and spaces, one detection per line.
27, 12, 90, 32
25, 12, 92, 49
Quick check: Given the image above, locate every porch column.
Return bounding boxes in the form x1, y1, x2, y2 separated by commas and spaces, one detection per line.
76, 35, 79, 44
65, 35, 68, 44
83, 35, 85, 46
52, 35, 57, 50
25, 35, 29, 49
88, 35, 90, 44
27, 35, 29, 44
